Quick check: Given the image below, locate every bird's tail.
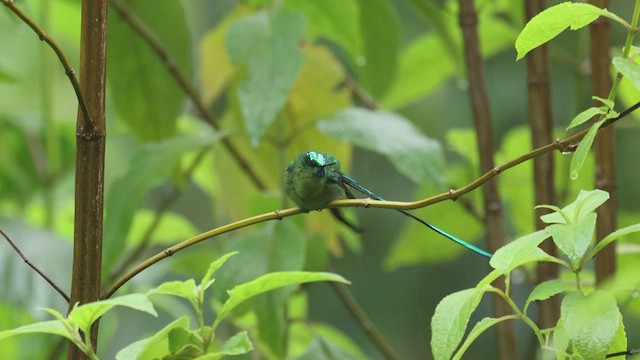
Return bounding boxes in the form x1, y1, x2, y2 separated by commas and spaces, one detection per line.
340, 173, 492, 258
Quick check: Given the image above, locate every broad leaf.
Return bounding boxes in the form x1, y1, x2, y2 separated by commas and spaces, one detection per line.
540, 189, 609, 224
199, 6, 251, 106
317, 108, 445, 187
431, 288, 483, 360
570, 120, 605, 180
108, 0, 192, 141
516, 2, 610, 60
356, 0, 398, 97
285, 0, 362, 61
147, 280, 197, 303
214, 271, 348, 329
561, 290, 621, 360
70, 294, 157, 331
0, 320, 70, 342
591, 223, 640, 257
613, 57, 640, 91
490, 230, 552, 273
546, 212, 596, 269
524, 280, 574, 315
227, 9, 306, 145
202, 331, 254, 358
566, 107, 606, 130
453, 317, 503, 360
200, 252, 239, 294
116, 316, 190, 360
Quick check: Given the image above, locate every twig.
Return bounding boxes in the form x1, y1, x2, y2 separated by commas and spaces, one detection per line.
102, 101, 640, 299
0, 228, 70, 302
606, 348, 638, 358
0, 0, 95, 134
330, 282, 400, 360
108, 0, 267, 190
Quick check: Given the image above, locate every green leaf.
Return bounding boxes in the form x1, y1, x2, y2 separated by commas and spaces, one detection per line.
148, 279, 198, 303
607, 319, 628, 358
127, 210, 199, 246
317, 108, 445, 187
613, 57, 640, 91
199, 6, 251, 106
561, 290, 621, 360
453, 317, 503, 360
116, 316, 190, 360
551, 320, 570, 360
524, 280, 574, 315
213, 222, 307, 314
591, 223, 640, 257
570, 119, 605, 180
490, 230, 553, 273
200, 252, 239, 294
103, 133, 222, 274
285, 0, 362, 61
592, 96, 614, 110
108, 0, 192, 141
546, 212, 596, 269
205, 331, 254, 358
540, 189, 609, 224
213, 271, 348, 329
70, 294, 157, 332
515, 2, 609, 60
0, 320, 71, 343
566, 107, 606, 130
227, 9, 306, 145
356, 0, 398, 97
431, 288, 483, 360
382, 34, 456, 109
296, 337, 360, 360
0, 66, 18, 83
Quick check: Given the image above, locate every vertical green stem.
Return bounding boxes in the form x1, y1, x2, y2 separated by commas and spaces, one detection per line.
602, 0, 640, 104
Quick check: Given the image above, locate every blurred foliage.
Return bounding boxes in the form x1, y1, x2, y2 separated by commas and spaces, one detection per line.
0, 0, 639, 359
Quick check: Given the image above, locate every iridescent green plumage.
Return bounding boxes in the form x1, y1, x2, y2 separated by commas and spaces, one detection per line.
284, 150, 361, 232
284, 151, 348, 212
285, 150, 492, 258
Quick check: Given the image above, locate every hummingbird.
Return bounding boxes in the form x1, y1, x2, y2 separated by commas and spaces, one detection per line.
284, 150, 492, 258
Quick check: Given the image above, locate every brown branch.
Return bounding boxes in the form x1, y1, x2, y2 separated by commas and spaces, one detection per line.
330, 282, 400, 360
108, 0, 267, 190
68, 0, 108, 357
0, 0, 95, 134
0, 228, 70, 302
102, 101, 640, 300
458, 1, 515, 359
525, 0, 560, 330
590, 0, 616, 283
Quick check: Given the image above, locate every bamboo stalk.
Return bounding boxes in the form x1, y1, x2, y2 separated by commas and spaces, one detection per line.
524, 0, 560, 330
458, 1, 516, 359
68, 0, 108, 358
590, 0, 616, 283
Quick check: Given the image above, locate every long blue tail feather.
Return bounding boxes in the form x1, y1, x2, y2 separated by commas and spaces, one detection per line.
340, 173, 492, 259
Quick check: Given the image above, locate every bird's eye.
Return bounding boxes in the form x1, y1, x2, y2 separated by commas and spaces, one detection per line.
317, 169, 325, 177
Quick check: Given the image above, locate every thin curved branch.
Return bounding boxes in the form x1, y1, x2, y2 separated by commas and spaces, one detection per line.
330, 282, 400, 360
0, 228, 70, 302
0, 0, 95, 134
102, 101, 640, 299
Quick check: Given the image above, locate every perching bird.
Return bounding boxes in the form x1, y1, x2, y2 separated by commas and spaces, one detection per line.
284, 150, 492, 258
